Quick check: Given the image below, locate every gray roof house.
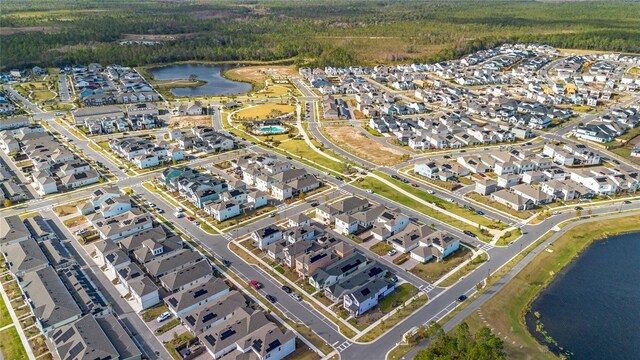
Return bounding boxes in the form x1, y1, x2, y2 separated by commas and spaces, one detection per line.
183, 290, 247, 335
2, 238, 49, 276
21, 266, 82, 334
165, 277, 230, 317
0, 215, 31, 245
160, 260, 213, 293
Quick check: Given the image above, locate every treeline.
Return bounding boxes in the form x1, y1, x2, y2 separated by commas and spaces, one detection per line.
415, 322, 506, 360
1, 0, 639, 70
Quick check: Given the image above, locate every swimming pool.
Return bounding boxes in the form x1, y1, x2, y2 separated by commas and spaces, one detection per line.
256, 126, 286, 135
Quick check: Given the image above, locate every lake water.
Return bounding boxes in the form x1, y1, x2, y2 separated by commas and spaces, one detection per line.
148, 63, 251, 97
526, 232, 640, 360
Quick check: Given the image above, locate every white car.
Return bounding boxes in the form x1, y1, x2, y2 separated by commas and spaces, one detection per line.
174, 212, 184, 218
175, 207, 184, 212
387, 249, 398, 256
426, 189, 435, 194
156, 312, 171, 323
447, 197, 455, 203
366, 189, 374, 194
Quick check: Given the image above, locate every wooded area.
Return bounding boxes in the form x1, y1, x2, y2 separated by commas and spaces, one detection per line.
1, 0, 639, 70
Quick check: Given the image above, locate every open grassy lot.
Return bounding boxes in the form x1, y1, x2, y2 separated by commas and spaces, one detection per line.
410, 246, 472, 283
438, 252, 488, 287
277, 139, 345, 173
0, 294, 12, 328
233, 103, 296, 121
378, 283, 418, 313
463, 214, 640, 360
169, 115, 211, 129
322, 126, 406, 166
0, 327, 28, 360
369, 241, 393, 256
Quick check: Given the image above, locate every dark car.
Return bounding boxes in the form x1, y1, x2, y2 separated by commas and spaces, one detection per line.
623, 200, 632, 204
574, 206, 583, 211
310, 202, 319, 207
457, 295, 468, 302
463, 230, 476, 237
265, 294, 277, 303
281, 285, 292, 293
476, 210, 484, 215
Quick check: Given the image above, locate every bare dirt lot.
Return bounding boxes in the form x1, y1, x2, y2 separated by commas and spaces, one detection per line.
169, 115, 211, 128
322, 126, 406, 166
224, 66, 299, 88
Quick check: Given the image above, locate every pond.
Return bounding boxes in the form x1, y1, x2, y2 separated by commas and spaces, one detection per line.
148, 63, 251, 97
526, 232, 640, 360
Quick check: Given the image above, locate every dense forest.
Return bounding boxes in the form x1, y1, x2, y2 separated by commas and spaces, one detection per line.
415, 322, 506, 360
1, 0, 639, 70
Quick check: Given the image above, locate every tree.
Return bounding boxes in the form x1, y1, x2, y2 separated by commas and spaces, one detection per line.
298, 192, 306, 201
587, 208, 593, 216
415, 322, 505, 360
188, 74, 198, 82
3, 198, 11, 207
576, 209, 582, 217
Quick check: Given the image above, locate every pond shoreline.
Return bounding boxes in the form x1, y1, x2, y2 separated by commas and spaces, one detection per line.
143, 63, 252, 97
523, 227, 640, 359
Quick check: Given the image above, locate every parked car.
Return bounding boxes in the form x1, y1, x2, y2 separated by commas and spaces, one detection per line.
366, 189, 374, 194
156, 312, 171, 323
463, 230, 476, 237
446, 198, 455, 203
175, 207, 184, 212
173, 212, 183, 218
310, 202, 319, 207
157, 209, 165, 214
249, 280, 263, 289
476, 210, 484, 215
553, 211, 561, 215
426, 189, 435, 195
411, 183, 418, 188
387, 249, 398, 256
186, 216, 195, 221
265, 294, 277, 303
574, 206, 583, 211
478, 173, 486, 178
457, 295, 468, 302
623, 200, 632, 204
281, 285, 292, 294
290, 293, 302, 301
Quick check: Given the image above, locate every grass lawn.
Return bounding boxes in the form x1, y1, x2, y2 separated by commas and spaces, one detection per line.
31, 89, 56, 101
234, 103, 296, 121
155, 318, 179, 335
380, 171, 507, 230
378, 283, 418, 314
358, 294, 427, 342
356, 176, 493, 242
369, 241, 393, 256
0, 327, 27, 360
141, 304, 169, 322
463, 214, 640, 360
410, 246, 471, 283
496, 227, 523, 246
277, 139, 344, 173
438, 252, 488, 287
0, 294, 12, 328
62, 215, 85, 228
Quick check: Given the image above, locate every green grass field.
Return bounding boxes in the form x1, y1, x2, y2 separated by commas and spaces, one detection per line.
0, 327, 28, 360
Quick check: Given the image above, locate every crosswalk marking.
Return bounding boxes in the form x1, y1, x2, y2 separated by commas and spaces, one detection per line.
336, 340, 352, 352
222, 233, 233, 241
480, 243, 493, 251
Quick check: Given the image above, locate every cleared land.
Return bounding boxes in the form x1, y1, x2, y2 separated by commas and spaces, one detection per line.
169, 115, 211, 128
464, 214, 640, 360
224, 65, 298, 91
410, 246, 472, 283
322, 126, 406, 166
234, 104, 296, 121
